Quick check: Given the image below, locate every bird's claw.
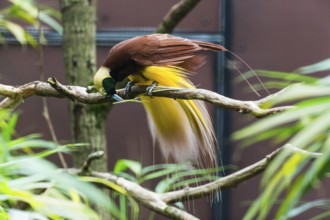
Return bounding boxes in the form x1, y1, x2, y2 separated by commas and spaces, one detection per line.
125, 81, 135, 98
146, 81, 158, 96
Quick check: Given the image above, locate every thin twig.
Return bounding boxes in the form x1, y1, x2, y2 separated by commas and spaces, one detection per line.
36, 10, 68, 168
48, 77, 76, 101
283, 144, 322, 158
81, 151, 105, 172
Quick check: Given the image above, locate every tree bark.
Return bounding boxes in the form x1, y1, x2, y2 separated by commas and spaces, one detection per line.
61, 0, 110, 170
60, 0, 111, 218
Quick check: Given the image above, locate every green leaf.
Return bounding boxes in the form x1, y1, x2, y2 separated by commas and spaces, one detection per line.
172, 176, 218, 189
7, 209, 47, 220
0, 206, 9, 220
276, 148, 330, 218
39, 7, 61, 20
238, 60, 330, 220
0, 20, 26, 44
119, 194, 127, 220
81, 176, 127, 195
33, 194, 100, 220
297, 58, 330, 74
140, 164, 186, 183
5, 0, 62, 38
5, 5, 36, 25
262, 147, 309, 187
269, 84, 330, 105
24, 31, 37, 47
141, 163, 185, 175
155, 178, 172, 193
8, 0, 37, 17
153, 166, 220, 192
38, 12, 62, 35
287, 200, 330, 218
311, 210, 330, 220
234, 100, 330, 142
290, 109, 330, 148
114, 159, 142, 178
9, 139, 59, 151
0, 146, 68, 170
2, 112, 17, 142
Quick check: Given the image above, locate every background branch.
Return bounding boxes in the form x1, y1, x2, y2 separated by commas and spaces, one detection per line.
81, 151, 105, 172
156, 0, 200, 33
0, 79, 292, 117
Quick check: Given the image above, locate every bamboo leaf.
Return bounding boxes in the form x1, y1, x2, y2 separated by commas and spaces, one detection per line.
288, 200, 330, 218
114, 159, 142, 178
290, 109, 330, 148
0, 20, 26, 44
311, 210, 330, 220
81, 176, 127, 195
234, 101, 330, 141
38, 12, 62, 35
297, 58, 330, 74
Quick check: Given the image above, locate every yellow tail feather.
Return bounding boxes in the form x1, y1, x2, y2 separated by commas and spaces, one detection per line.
129, 66, 217, 166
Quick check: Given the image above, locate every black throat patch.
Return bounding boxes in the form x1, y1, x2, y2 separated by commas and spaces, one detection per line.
102, 77, 117, 95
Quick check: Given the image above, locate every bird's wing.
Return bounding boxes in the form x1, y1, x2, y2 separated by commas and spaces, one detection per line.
129, 34, 202, 66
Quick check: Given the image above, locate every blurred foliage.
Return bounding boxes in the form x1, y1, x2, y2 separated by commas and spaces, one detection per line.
0, 110, 120, 220
0, 109, 223, 220
0, 0, 62, 46
110, 159, 223, 220
234, 58, 330, 220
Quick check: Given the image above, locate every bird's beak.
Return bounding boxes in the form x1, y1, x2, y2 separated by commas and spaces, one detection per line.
111, 93, 124, 102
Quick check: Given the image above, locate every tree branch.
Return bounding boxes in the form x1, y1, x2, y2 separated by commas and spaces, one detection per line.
0, 79, 292, 117
89, 170, 199, 220
156, 0, 200, 33
68, 146, 285, 220
73, 144, 320, 219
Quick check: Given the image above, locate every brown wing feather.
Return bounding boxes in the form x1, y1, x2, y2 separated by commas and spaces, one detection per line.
191, 40, 227, 51
103, 34, 226, 79
130, 34, 206, 66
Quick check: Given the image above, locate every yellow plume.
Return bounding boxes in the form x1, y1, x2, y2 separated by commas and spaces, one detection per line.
128, 66, 217, 166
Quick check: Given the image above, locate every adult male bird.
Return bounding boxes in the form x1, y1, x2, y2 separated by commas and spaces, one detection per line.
94, 34, 226, 167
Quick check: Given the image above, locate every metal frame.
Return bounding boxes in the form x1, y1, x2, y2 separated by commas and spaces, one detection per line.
213, 0, 231, 219
0, 28, 223, 46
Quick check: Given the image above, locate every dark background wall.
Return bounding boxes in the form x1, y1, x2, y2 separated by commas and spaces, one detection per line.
229, 1, 330, 220
0, 1, 329, 219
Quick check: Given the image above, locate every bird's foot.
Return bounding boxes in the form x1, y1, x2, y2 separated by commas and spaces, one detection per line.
146, 81, 158, 96
124, 81, 135, 98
